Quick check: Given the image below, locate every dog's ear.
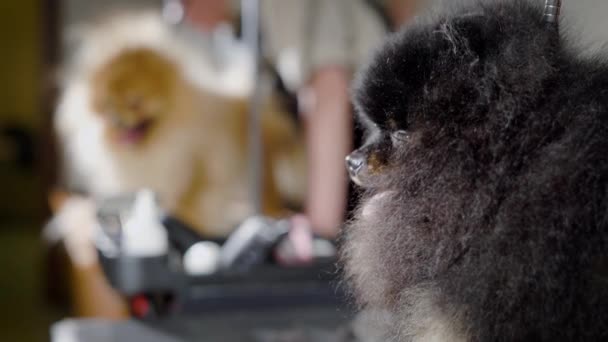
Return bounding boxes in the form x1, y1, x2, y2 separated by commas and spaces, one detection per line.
434, 13, 497, 61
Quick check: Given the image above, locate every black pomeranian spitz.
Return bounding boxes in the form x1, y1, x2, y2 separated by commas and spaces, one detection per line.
343, 0, 608, 341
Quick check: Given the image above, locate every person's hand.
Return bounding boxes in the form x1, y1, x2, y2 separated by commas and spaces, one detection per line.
274, 213, 314, 266
44, 195, 98, 267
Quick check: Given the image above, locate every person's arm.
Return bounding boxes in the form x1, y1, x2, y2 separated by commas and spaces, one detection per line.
387, 0, 423, 29
300, 66, 352, 239
182, 0, 232, 32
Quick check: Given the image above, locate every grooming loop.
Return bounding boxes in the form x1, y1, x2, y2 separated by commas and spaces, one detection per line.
543, 0, 562, 24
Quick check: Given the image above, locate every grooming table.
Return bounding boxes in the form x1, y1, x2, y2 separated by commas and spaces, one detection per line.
51, 305, 355, 342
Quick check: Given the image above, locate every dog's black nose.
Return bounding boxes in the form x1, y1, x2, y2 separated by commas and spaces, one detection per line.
346, 151, 366, 176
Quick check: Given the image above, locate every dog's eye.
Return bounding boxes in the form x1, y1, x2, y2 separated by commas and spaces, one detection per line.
391, 130, 409, 143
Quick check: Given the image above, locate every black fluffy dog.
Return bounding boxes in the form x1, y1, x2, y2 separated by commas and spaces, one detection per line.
342, 0, 608, 341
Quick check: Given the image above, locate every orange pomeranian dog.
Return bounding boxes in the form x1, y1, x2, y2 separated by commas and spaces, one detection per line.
54, 11, 305, 238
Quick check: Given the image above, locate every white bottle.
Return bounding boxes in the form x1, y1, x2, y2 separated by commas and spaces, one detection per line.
122, 189, 169, 257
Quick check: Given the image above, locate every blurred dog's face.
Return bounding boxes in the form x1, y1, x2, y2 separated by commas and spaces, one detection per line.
91, 48, 178, 146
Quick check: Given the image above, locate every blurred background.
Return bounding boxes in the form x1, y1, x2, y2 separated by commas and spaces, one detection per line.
0, 0, 607, 341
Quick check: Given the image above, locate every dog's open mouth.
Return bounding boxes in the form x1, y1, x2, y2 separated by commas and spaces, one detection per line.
118, 118, 155, 144
349, 173, 364, 187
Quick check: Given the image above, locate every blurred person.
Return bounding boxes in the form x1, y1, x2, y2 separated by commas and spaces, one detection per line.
178, 0, 405, 239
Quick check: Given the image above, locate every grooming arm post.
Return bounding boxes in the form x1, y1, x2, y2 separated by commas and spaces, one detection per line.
543, 0, 562, 25
242, 0, 264, 214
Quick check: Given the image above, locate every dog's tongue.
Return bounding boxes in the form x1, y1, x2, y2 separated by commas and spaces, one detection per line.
120, 125, 146, 144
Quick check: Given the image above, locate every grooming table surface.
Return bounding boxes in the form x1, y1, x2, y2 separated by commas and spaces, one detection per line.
51, 306, 354, 342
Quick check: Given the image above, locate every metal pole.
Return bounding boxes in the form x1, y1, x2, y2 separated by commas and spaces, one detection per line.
543, 0, 562, 25
242, 0, 264, 214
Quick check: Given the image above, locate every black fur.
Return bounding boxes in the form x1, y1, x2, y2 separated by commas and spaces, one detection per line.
342, 0, 608, 341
